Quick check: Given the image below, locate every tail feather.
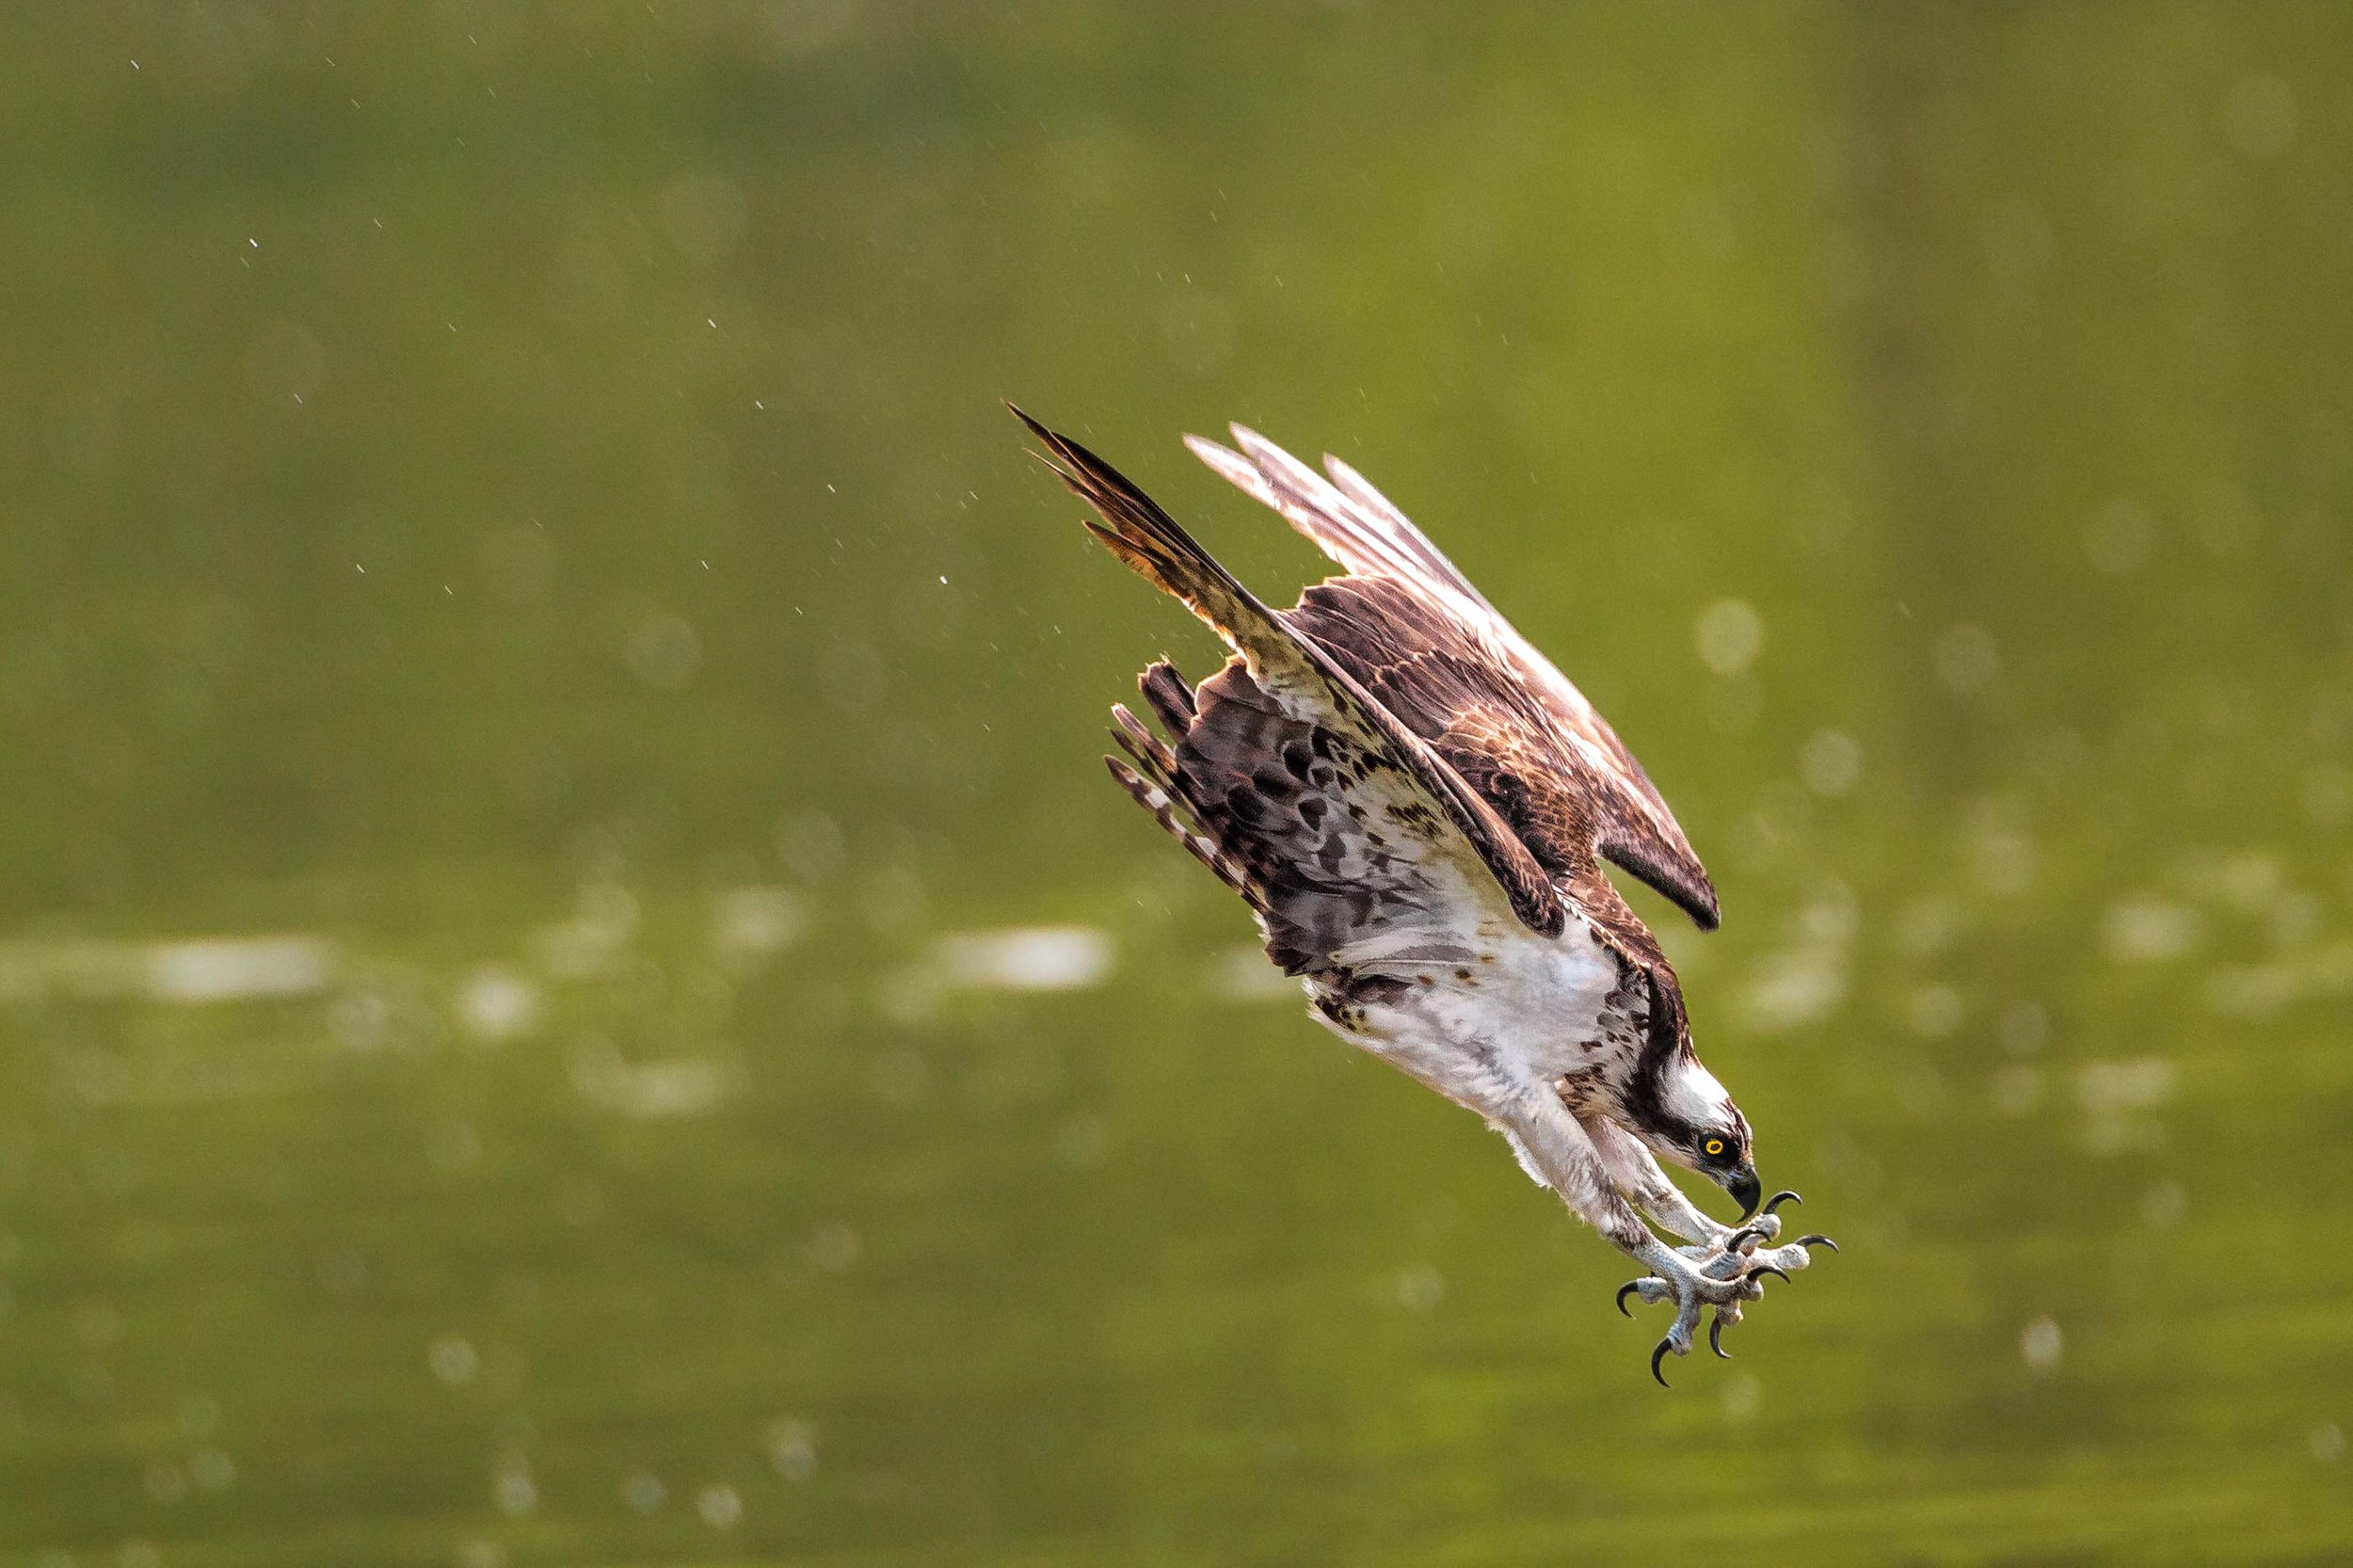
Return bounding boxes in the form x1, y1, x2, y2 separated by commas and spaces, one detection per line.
1109, 702, 1175, 779
1103, 754, 1248, 893
1139, 659, 1197, 733
1104, 696, 1247, 894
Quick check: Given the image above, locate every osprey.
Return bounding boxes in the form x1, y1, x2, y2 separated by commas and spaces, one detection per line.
1014, 408, 1833, 1384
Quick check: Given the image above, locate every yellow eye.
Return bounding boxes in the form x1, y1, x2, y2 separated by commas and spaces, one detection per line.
1703, 1138, 1725, 1157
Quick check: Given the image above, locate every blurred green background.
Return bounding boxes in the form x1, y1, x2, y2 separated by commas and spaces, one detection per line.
3, 3, 2350, 1564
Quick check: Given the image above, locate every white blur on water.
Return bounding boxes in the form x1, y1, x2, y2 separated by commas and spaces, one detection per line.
0, 935, 335, 1005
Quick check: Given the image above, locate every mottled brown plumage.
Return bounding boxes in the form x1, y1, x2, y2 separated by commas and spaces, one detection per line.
1189, 427, 1720, 936
1014, 407, 1564, 944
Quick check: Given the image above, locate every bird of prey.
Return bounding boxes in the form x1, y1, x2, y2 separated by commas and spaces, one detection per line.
1012, 407, 1833, 1384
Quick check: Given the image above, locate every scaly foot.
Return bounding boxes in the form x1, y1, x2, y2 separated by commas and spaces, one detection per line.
1613, 1252, 1760, 1385
1618, 1192, 1836, 1384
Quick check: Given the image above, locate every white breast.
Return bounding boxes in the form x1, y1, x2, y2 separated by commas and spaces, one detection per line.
1312, 906, 1627, 1115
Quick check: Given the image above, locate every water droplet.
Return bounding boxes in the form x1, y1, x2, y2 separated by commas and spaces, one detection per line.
1932, 623, 1999, 694
189, 1448, 235, 1492
142, 1462, 186, 1504
2105, 900, 2202, 963
1394, 1265, 1444, 1312
2021, 1316, 2062, 1372
1694, 598, 1764, 675
806, 1222, 859, 1273
696, 1484, 743, 1529
492, 1461, 537, 1516
1799, 728, 1862, 797
429, 1336, 479, 1387
765, 1416, 817, 1482
1905, 984, 1963, 1038
1998, 1000, 2049, 1056
456, 968, 542, 1042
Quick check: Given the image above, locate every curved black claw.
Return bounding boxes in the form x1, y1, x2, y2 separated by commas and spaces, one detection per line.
1794, 1233, 1839, 1253
1747, 1264, 1793, 1288
1708, 1317, 1730, 1360
1762, 1190, 1803, 1216
1616, 1280, 1644, 1319
1722, 1224, 1769, 1254
1651, 1338, 1674, 1387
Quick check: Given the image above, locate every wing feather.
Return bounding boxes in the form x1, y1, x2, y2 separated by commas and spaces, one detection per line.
1184, 426, 1491, 616
1012, 405, 1565, 940
1191, 426, 1721, 930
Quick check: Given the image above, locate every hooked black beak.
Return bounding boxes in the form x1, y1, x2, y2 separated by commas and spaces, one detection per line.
1727, 1165, 1762, 1220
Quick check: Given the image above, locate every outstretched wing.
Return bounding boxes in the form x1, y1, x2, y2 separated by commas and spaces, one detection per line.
1187, 426, 1721, 931
1011, 406, 1565, 944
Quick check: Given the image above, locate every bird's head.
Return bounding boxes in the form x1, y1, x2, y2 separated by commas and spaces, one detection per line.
1630, 1053, 1760, 1218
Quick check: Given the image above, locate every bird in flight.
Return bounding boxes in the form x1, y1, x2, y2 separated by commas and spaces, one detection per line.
1012, 407, 1833, 1384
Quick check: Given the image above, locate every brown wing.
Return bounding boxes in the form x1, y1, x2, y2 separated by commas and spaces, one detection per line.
1188, 426, 1721, 932
1010, 406, 1565, 942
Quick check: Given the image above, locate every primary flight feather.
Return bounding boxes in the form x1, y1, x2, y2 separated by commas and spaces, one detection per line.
1013, 406, 1833, 1384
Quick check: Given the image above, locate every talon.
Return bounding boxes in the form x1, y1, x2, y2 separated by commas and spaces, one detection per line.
1708, 1316, 1730, 1359
1651, 1338, 1674, 1387
1794, 1234, 1839, 1253
1762, 1190, 1802, 1215
1747, 1264, 1792, 1288
1616, 1280, 1643, 1318
1722, 1225, 1768, 1254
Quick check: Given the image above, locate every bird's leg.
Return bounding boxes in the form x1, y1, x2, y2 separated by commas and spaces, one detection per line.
1580, 1115, 1746, 1256
1495, 1097, 1755, 1384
